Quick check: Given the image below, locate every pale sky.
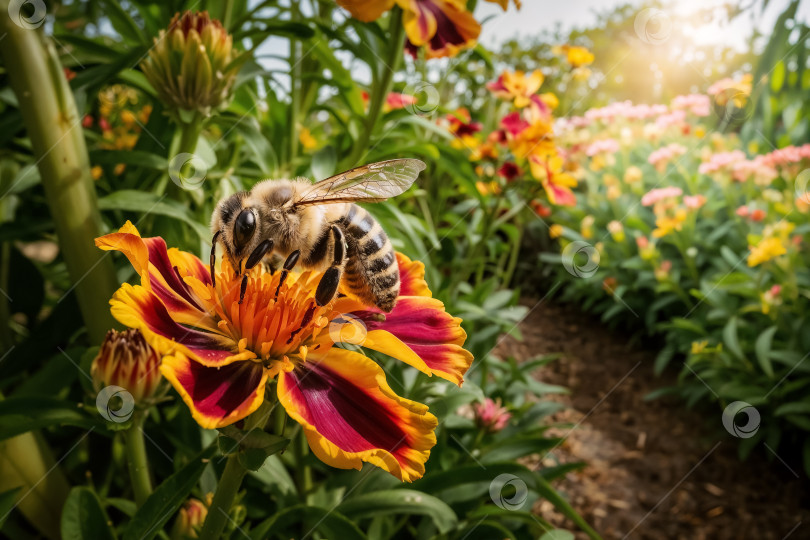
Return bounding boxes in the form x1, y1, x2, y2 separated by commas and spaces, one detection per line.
476, 0, 809, 51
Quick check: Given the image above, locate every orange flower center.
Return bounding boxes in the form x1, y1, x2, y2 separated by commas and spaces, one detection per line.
207, 263, 334, 368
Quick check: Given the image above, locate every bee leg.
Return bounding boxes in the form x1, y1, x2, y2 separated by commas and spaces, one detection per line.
315, 225, 346, 307
210, 230, 222, 287
275, 250, 301, 298
239, 239, 274, 304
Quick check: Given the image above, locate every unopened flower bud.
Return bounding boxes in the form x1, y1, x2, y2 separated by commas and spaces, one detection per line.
91, 329, 164, 404
140, 11, 238, 118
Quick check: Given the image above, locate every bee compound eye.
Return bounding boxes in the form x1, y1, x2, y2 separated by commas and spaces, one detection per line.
234, 209, 256, 251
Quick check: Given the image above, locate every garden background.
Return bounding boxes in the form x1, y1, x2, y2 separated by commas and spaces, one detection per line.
1, 0, 809, 538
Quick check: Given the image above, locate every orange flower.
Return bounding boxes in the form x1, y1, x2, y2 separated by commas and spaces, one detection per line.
337, 0, 395, 22
95, 222, 472, 482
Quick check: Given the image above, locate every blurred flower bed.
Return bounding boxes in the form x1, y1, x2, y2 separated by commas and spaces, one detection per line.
541, 88, 810, 467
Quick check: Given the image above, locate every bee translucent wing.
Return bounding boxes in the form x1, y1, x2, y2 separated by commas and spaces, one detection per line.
293, 159, 426, 207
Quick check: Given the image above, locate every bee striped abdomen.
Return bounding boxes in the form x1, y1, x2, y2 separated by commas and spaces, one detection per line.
340, 204, 399, 312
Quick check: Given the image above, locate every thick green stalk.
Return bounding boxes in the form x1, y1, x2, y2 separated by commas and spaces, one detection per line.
344, 7, 405, 167
123, 413, 152, 506
0, 9, 116, 342
198, 454, 247, 540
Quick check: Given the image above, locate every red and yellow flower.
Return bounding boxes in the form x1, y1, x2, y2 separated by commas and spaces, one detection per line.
486, 70, 544, 108
401, 0, 481, 59
95, 222, 472, 482
529, 153, 577, 206
338, 0, 480, 59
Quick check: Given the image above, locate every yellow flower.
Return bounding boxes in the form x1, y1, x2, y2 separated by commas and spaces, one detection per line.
624, 166, 642, 184
652, 208, 687, 238
565, 46, 595, 68
298, 126, 318, 151
91, 165, 103, 180
486, 70, 544, 108
747, 237, 787, 267
539, 92, 559, 110
581, 215, 595, 239
571, 67, 592, 82
691, 340, 708, 354
549, 224, 564, 239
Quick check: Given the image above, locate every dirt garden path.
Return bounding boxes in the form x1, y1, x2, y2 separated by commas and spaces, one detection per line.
496, 300, 809, 540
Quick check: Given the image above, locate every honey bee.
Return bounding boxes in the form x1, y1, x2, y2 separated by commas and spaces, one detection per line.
210, 159, 426, 312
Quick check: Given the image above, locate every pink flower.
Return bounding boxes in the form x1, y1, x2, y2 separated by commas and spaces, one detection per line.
641, 186, 683, 206
671, 94, 711, 117
698, 150, 747, 175
732, 156, 778, 185
585, 138, 620, 156
684, 194, 706, 209
648, 143, 687, 170
473, 398, 511, 432
736, 205, 750, 217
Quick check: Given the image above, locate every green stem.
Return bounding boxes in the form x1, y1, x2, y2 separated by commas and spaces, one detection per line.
0, 5, 117, 343
294, 427, 313, 501
123, 413, 152, 506
198, 455, 247, 540
344, 7, 405, 167
287, 3, 301, 170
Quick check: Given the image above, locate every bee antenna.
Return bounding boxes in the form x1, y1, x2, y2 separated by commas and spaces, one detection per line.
210, 231, 222, 287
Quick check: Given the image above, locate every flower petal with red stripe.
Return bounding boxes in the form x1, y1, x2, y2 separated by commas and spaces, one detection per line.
277, 347, 437, 482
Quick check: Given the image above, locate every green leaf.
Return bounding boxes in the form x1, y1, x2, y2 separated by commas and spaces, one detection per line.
0, 488, 21, 530
311, 145, 337, 180
61, 487, 115, 540
722, 317, 745, 361
98, 190, 210, 241
249, 505, 366, 540
337, 490, 457, 533
123, 444, 217, 540
0, 397, 100, 442
99, 0, 148, 44
541, 531, 576, 540
89, 150, 167, 170
755, 326, 778, 378
480, 436, 560, 463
